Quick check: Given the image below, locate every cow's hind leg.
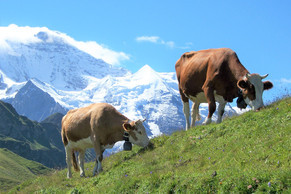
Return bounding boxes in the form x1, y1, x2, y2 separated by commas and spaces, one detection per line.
78, 150, 86, 177
203, 85, 216, 125
180, 89, 190, 130
65, 146, 73, 178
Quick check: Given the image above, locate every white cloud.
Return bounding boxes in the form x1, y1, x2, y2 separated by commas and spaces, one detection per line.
73, 41, 129, 66
280, 78, 291, 84
0, 24, 129, 66
136, 36, 160, 43
136, 36, 175, 48
161, 40, 175, 48
136, 36, 193, 49
177, 42, 193, 49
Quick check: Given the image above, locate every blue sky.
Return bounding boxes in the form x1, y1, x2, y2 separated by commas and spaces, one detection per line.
0, 0, 290, 101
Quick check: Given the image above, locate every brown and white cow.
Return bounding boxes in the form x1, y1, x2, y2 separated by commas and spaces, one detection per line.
61, 103, 150, 178
175, 48, 273, 130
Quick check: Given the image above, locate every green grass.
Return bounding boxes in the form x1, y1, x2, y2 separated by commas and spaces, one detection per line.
9, 97, 291, 193
0, 148, 51, 192
28, 140, 50, 151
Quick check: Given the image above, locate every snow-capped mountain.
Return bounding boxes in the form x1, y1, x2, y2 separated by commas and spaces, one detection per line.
5, 79, 68, 122
0, 24, 129, 90
0, 25, 244, 137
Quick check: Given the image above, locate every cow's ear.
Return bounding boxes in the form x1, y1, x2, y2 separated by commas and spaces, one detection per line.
237, 79, 248, 89
123, 123, 133, 132
263, 81, 273, 90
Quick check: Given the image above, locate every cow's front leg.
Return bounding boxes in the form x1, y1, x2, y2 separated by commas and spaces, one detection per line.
203, 85, 216, 125
92, 136, 103, 176
191, 102, 200, 127
93, 154, 103, 176
217, 101, 226, 123
78, 150, 85, 177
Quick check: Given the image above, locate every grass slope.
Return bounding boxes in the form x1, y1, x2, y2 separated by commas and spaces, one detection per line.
0, 148, 51, 192
9, 97, 291, 193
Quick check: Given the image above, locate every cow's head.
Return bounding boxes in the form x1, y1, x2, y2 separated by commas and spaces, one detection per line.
122, 119, 149, 147
237, 73, 273, 110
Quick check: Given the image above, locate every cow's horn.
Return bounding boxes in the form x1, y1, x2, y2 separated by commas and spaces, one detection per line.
246, 73, 251, 79
260, 74, 269, 79
141, 119, 146, 122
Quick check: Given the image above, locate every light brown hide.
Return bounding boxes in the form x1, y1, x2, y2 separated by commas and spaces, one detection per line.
61, 103, 130, 147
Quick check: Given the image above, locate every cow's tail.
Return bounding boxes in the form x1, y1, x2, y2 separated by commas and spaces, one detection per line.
61, 116, 68, 146
72, 152, 80, 172
61, 129, 68, 146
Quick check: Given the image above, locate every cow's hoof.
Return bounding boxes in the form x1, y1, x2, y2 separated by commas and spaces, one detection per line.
202, 118, 212, 125
190, 124, 196, 128
216, 120, 222, 124
97, 169, 103, 174
67, 172, 72, 179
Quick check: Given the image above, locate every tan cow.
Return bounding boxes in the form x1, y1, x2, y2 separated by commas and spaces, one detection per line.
175, 48, 273, 130
61, 103, 150, 178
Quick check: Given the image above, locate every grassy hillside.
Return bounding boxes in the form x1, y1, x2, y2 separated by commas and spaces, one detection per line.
9, 97, 290, 193
0, 148, 51, 191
